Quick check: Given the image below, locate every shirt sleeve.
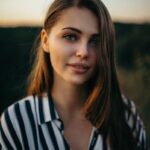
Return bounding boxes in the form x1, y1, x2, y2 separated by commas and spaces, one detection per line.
122, 94, 148, 150
0, 106, 22, 150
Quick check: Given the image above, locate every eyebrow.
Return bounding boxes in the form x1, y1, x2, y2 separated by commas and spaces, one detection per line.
62, 27, 82, 34
62, 27, 100, 36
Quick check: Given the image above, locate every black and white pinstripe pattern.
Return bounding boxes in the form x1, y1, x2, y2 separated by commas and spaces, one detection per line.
0, 94, 148, 150
122, 94, 148, 149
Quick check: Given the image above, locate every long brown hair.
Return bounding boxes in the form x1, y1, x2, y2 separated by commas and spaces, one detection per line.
27, 0, 138, 149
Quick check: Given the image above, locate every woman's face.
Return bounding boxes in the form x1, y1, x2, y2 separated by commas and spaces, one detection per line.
41, 7, 100, 86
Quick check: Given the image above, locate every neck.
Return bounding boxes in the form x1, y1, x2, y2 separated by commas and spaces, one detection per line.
51, 79, 88, 124
52, 83, 87, 110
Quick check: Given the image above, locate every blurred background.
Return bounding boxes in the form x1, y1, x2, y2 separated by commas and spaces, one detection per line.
0, 0, 150, 146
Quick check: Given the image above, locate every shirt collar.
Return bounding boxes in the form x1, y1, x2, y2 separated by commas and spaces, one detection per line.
35, 93, 60, 125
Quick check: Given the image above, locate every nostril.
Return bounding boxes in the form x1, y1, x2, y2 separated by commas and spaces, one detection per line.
75, 42, 89, 59
76, 51, 88, 59
76, 48, 88, 58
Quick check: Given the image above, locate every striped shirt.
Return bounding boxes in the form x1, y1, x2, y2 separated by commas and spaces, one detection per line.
0, 94, 148, 150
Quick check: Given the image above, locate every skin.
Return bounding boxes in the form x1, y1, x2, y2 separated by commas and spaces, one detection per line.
41, 7, 99, 150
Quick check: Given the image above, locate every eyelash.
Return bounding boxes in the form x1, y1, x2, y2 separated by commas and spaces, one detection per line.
63, 33, 100, 47
89, 38, 100, 47
63, 33, 78, 41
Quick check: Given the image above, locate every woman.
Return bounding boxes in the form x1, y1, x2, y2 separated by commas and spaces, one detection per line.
0, 0, 148, 149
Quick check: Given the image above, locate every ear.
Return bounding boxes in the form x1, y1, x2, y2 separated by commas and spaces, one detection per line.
41, 29, 49, 53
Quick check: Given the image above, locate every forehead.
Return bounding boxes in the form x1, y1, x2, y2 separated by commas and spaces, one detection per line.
50, 7, 99, 34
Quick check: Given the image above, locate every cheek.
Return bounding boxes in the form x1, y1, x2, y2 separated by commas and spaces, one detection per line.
48, 42, 70, 68
89, 50, 97, 65
49, 48, 63, 68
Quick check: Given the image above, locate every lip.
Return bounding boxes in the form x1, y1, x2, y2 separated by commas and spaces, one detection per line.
67, 63, 90, 74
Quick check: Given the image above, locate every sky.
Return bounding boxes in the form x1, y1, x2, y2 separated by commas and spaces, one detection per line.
0, 0, 150, 27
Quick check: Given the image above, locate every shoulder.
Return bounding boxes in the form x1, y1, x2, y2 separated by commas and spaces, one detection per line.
0, 95, 35, 122
0, 95, 36, 126
0, 96, 34, 128
0, 95, 36, 149
0, 95, 36, 132
122, 94, 148, 149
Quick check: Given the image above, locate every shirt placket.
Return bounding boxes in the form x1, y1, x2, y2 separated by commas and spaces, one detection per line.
54, 119, 70, 150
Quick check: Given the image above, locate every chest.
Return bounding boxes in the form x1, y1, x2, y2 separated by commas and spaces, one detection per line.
63, 124, 94, 150
23, 120, 104, 150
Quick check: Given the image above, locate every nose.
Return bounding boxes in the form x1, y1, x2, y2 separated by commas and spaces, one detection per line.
76, 42, 88, 59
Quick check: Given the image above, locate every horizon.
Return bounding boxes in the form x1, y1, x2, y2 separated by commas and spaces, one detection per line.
0, 0, 150, 27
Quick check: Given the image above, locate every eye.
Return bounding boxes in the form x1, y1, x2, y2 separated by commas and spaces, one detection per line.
89, 37, 100, 47
63, 34, 78, 41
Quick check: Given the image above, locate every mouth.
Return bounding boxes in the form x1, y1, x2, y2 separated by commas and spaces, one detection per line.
67, 63, 90, 74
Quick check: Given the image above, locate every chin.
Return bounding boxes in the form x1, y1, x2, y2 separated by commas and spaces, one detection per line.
67, 77, 90, 85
